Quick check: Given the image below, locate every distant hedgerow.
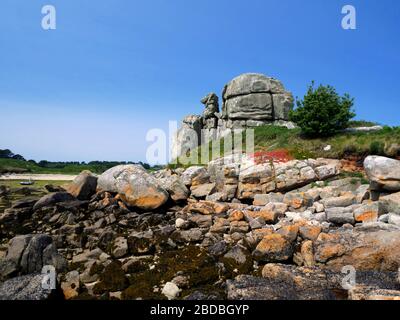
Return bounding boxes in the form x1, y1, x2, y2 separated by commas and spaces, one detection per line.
290, 82, 355, 137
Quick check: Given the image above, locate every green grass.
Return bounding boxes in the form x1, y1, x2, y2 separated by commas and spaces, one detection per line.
0, 179, 69, 189
173, 125, 400, 166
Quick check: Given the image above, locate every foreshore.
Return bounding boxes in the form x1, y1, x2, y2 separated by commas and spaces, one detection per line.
0, 173, 77, 181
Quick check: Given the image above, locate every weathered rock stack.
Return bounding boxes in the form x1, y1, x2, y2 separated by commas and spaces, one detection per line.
172, 73, 295, 158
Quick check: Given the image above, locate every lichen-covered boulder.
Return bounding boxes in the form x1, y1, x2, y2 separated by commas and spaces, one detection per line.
97, 164, 168, 210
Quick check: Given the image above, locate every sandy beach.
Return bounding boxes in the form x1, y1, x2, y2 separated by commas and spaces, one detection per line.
0, 173, 77, 181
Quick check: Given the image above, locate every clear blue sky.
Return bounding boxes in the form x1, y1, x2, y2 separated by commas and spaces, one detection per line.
1, 0, 399, 162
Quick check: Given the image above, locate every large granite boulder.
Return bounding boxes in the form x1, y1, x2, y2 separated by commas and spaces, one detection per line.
97, 164, 169, 210
223, 73, 285, 99
222, 73, 294, 121
364, 156, 400, 192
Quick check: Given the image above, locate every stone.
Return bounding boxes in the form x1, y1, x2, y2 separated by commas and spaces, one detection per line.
388, 213, 400, 226
273, 93, 294, 120
175, 218, 188, 229
326, 207, 356, 225
185, 202, 215, 215
226, 269, 341, 301
112, 237, 128, 259
364, 156, 400, 192
61, 271, 80, 300
300, 240, 315, 267
33, 192, 76, 211
0, 274, 54, 300
72, 248, 104, 264
222, 245, 253, 275
353, 202, 382, 223
224, 93, 273, 120
355, 185, 370, 203
349, 286, 400, 300
314, 230, 400, 271
253, 233, 294, 262
230, 221, 249, 234
253, 193, 284, 206
172, 228, 204, 243
320, 195, 355, 208
314, 164, 339, 180
190, 183, 216, 198
201, 93, 219, 119
162, 282, 181, 300
223, 73, 285, 100
208, 241, 228, 257
97, 164, 168, 210
171, 115, 203, 159
283, 192, 313, 210
299, 224, 322, 241
66, 170, 97, 200
181, 166, 208, 186
188, 214, 213, 228
247, 209, 279, 224
159, 175, 189, 202
380, 192, 400, 214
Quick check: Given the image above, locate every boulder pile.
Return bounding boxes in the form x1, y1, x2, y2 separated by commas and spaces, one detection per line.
1, 155, 400, 300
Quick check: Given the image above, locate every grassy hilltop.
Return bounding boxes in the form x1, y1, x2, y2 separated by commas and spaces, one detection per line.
173, 122, 400, 167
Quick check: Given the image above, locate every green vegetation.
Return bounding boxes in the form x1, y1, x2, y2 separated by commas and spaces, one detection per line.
174, 125, 400, 166
289, 82, 355, 137
348, 120, 379, 128
0, 149, 155, 174
0, 179, 69, 189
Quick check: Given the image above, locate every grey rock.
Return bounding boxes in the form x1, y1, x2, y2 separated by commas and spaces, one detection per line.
0, 274, 54, 300
223, 73, 285, 100
364, 156, 400, 192
33, 192, 76, 211
379, 192, 400, 214
273, 93, 294, 120
224, 93, 273, 120
66, 170, 98, 200
97, 164, 168, 210
326, 207, 355, 225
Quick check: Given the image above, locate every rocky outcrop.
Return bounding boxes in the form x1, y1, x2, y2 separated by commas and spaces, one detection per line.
172, 73, 295, 158
2, 153, 400, 300
222, 73, 293, 121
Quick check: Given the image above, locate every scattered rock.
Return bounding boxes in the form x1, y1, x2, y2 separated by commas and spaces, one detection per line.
162, 282, 181, 300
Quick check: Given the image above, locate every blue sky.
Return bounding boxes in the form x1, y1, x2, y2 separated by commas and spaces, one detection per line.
0, 0, 399, 162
